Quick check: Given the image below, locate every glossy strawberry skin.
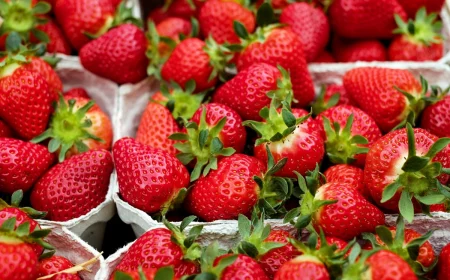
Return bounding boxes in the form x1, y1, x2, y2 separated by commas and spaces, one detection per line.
54, 0, 115, 50
438, 242, 450, 280
332, 38, 387, 62
314, 182, 385, 240
366, 250, 418, 280
329, 0, 407, 39
0, 67, 53, 140
254, 109, 325, 178
0, 240, 39, 280
388, 36, 443, 61
64, 88, 90, 99
199, 0, 255, 44
0, 120, 12, 137
0, 138, 54, 194
185, 154, 265, 221
236, 28, 315, 108
191, 103, 247, 153
156, 17, 192, 55
364, 128, 450, 211
37, 256, 75, 277
324, 84, 356, 107
24, 57, 63, 101
343, 67, 423, 132
397, 0, 445, 18
324, 164, 367, 198
32, 18, 72, 55
421, 96, 450, 137
31, 150, 113, 221
280, 3, 329, 62
212, 63, 281, 121
275, 255, 330, 280
214, 254, 269, 280
136, 102, 180, 156
113, 138, 190, 214
80, 24, 148, 84
258, 230, 301, 279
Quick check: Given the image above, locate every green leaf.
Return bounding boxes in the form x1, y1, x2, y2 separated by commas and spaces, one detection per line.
154, 267, 174, 280
375, 226, 393, 246
399, 191, 414, 223
381, 181, 402, 203
233, 21, 249, 39
425, 138, 450, 159
349, 243, 361, 264
0, 217, 16, 231
415, 194, 445, 205
31, 28, 49, 44
11, 190, 23, 207
180, 216, 197, 232
32, 2, 51, 14
5, 32, 21, 53
239, 241, 259, 258
238, 214, 251, 238
256, 2, 274, 27
282, 108, 296, 127
402, 156, 430, 172
406, 123, 417, 158
198, 129, 209, 149
113, 271, 134, 280
294, 214, 311, 230
16, 222, 30, 236
283, 207, 300, 223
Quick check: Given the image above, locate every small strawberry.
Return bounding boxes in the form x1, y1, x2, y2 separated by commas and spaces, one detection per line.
313, 51, 336, 63
0, 120, 13, 138
64, 88, 91, 99
24, 56, 63, 100
421, 95, 450, 137
113, 137, 190, 214
279, 2, 330, 62
37, 256, 81, 280
332, 37, 388, 62
438, 242, 450, 279
397, 0, 445, 18
389, 8, 443, 61
30, 149, 114, 221
32, 96, 113, 162
155, 17, 192, 56
275, 255, 330, 280
329, 0, 407, 39
324, 164, 367, 198
31, 17, 72, 55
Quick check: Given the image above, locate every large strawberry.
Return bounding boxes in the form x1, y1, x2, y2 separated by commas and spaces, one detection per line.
438, 242, 450, 280
324, 164, 367, 198
113, 137, 190, 214
364, 125, 450, 221
389, 8, 443, 61
329, 0, 407, 39
30, 149, 113, 221
31, 17, 72, 55
421, 95, 450, 137
0, 138, 54, 194
0, 120, 13, 138
332, 37, 388, 62
279, 2, 330, 62
24, 56, 63, 100
397, 0, 445, 18
343, 67, 425, 132
199, 0, 255, 44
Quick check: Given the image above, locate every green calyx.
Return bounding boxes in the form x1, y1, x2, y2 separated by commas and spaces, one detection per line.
163, 216, 203, 262
114, 267, 175, 280
322, 114, 369, 165
169, 107, 236, 182
203, 36, 234, 83
393, 7, 442, 46
267, 65, 295, 107
31, 95, 104, 163
0, 0, 50, 44
381, 123, 450, 223
341, 243, 379, 280
195, 241, 238, 280
0, 190, 47, 219
311, 86, 341, 116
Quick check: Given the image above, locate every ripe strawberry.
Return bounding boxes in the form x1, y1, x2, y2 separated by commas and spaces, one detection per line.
155, 17, 192, 54
166, 0, 200, 20
185, 154, 265, 221
280, 3, 330, 62
324, 164, 367, 198
438, 242, 450, 279
199, 0, 255, 44
214, 254, 269, 280
364, 125, 450, 220
236, 26, 314, 108
319, 105, 382, 166
421, 95, 450, 137
113, 137, 190, 214
329, 0, 407, 39
0, 120, 13, 138
54, 0, 115, 50
24, 56, 63, 100
332, 37, 387, 62
52, 274, 81, 280
31, 18, 72, 55
275, 255, 330, 280
313, 51, 336, 63
389, 8, 443, 61
0, 138, 54, 194
80, 23, 148, 84
397, 0, 445, 18
343, 67, 424, 132
256, 0, 289, 10
112, 267, 177, 280
64, 88, 91, 99
147, 7, 171, 24
161, 37, 232, 92
32, 96, 113, 162
38, 256, 81, 280
315, 236, 349, 252
30, 149, 113, 221
0, 237, 39, 280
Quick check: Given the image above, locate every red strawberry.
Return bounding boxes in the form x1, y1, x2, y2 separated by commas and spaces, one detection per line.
113, 137, 190, 214
324, 164, 367, 198
329, 0, 407, 39
166, 0, 200, 20
388, 8, 443, 61
54, 0, 115, 50
313, 51, 336, 63
364, 126, 450, 220
256, 0, 289, 10
64, 88, 91, 99
199, 0, 255, 44
236, 26, 315, 108
24, 56, 63, 100
0, 138, 54, 194
275, 255, 330, 280
112, 267, 178, 280
0, 237, 39, 280
332, 37, 387, 62
155, 17, 192, 55
80, 23, 148, 84
397, 0, 445, 18
280, 3, 330, 62
312, 84, 357, 115
315, 236, 349, 252
31, 18, 72, 55
213, 254, 269, 280
0, 120, 13, 138
185, 154, 265, 221
52, 274, 81, 280
38, 256, 81, 280
30, 149, 113, 221
421, 95, 450, 137
438, 242, 450, 280
147, 7, 171, 24
318, 105, 382, 166
343, 67, 424, 132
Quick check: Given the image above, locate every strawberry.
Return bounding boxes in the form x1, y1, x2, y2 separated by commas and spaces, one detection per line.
213, 63, 293, 121
147, 7, 171, 24
343, 67, 425, 132
64, 88, 91, 99
32, 96, 113, 162
256, 0, 289, 10
313, 51, 336, 63
0, 138, 54, 194
389, 8, 443, 61
199, 0, 255, 44
0, 120, 13, 138
80, 23, 148, 84
312, 84, 357, 115
318, 105, 382, 166
332, 37, 388, 62
364, 125, 450, 221
30, 149, 113, 221
438, 242, 450, 279
113, 137, 190, 214
155, 17, 192, 55
421, 95, 450, 137
279, 2, 330, 62
161, 37, 232, 92
113, 218, 202, 277
315, 237, 349, 252
214, 254, 269, 280
324, 164, 367, 198
24, 56, 63, 100
54, 0, 115, 50
38, 256, 81, 280
165, 0, 200, 20
275, 255, 330, 280
31, 18, 72, 55
397, 0, 445, 18
329, 0, 407, 39
52, 274, 81, 280
112, 267, 177, 280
